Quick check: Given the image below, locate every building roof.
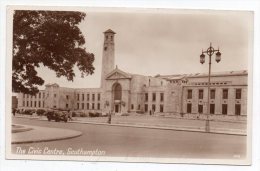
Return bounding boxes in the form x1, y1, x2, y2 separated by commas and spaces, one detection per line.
104, 29, 116, 34
105, 66, 132, 80
156, 70, 248, 80
45, 83, 60, 87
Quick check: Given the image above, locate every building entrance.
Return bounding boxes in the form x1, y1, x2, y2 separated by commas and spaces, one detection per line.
113, 83, 122, 113
115, 104, 120, 113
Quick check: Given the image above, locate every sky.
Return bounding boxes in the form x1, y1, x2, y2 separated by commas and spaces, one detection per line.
35, 8, 253, 89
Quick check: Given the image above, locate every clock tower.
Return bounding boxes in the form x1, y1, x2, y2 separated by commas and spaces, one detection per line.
101, 29, 116, 88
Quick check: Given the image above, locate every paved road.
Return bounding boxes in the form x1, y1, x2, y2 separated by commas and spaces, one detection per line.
12, 117, 246, 159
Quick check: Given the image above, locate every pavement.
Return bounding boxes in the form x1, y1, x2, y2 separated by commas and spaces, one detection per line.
12, 124, 82, 144
14, 114, 247, 136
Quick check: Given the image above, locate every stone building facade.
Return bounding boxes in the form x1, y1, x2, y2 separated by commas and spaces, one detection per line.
17, 29, 248, 119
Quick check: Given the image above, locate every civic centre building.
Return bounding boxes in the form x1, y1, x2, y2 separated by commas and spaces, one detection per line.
17, 29, 248, 119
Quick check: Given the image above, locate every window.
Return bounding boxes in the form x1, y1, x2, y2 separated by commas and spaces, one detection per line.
152, 104, 156, 112
92, 103, 95, 109
210, 104, 215, 114
98, 94, 101, 101
199, 89, 203, 99
198, 104, 203, 113
131, 104, 134, 110
223, 89, 228, 99
87, 94, 89, 101
66, 95, 69, 100
39, 93, 41, 98
187, 89, 192, 99
92, 94, 95, 101
82, 94, 84, 101
66, 104, 69, 108
77, 103, 79, 109
152, 93, 156, 102
235, 104, 241, 115
87, 103, 89, 110
145, 93, 148, 102
27, 101, 29, 107
97, 103, 100, 110
145, 104, 148, 112
210, 89, 215, 99
160, 104, 164, 112
160, 93, 164, 102
236, 89, 242, 99
31, 101, 32, 107
77, 94, 79, 101
187, 103, 192, 113
114, 83, 122, 100
43, 101, 45, 107
38, 101, 41, 108
222, 104, 228, 115
82, 103, 84, 109
23, 101, 25, 107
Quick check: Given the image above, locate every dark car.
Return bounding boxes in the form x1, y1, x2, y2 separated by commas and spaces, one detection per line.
45, 110, 68, 122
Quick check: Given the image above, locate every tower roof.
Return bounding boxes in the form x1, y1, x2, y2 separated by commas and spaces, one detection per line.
104, 29, 116, 34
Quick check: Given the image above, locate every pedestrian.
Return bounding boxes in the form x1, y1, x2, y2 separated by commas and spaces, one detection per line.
67, 110, 73, 121
107, 111, 112, 124
12, 108, 16, 117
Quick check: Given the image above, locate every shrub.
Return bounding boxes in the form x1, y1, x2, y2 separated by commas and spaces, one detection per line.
89, 112, 95, 117
23, 109, 34, 115
136, 111, 145, 114
96, 112, 102, 117
80, 113, 88, 117
36, 109, 46, 116
89, 112, 99, 117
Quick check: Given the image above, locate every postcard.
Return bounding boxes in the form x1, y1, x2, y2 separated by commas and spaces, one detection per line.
5, 6, 253, 165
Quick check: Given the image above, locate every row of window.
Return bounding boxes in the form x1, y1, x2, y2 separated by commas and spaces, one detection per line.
23, 92, 102, 102
131, 104, 141, 110
76, 93, 101, 101
22, 101, 45, 108
187, 103, 242, 115
169, 80, 188, 84
193, 82, 228, 86
144, 104, 164, 113
187, 88, 242, 100
76, 103, 101, 110
23, 92, 45, 99
145, 93, 164, 102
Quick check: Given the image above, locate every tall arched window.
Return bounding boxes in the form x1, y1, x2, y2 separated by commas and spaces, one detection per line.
114, 83, 122, 100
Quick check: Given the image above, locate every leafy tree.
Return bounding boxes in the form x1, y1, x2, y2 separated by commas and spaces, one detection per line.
12, 10, 95, 94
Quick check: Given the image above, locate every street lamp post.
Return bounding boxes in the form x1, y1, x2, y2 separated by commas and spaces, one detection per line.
200, 43, 221, 133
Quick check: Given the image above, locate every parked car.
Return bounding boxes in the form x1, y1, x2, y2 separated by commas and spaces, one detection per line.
45, 109, 68, 122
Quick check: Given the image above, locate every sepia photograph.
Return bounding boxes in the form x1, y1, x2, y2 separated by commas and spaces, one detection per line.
6, 6, 253, 165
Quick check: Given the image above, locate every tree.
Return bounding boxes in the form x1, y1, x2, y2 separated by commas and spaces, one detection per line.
12, 10, 95, 95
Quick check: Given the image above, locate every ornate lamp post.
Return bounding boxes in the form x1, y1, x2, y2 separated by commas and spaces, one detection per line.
200, 43, 221, 132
